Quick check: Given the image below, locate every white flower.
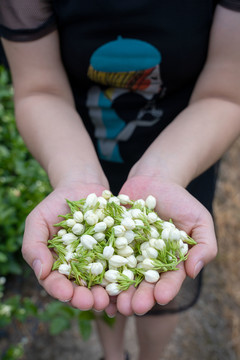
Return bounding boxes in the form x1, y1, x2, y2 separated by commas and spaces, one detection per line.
58, 263, 71, 276
103, 246, 115, 259
149, 226, 159, 239
162, 221, 175, 229
100, 278, 109, 287
122, 269, 134, 280
97, 196, 108, 208
117, 245, 134, 257
109, 196, 121, 205
147, 212, 158, 224
106, 283, 121, 296
0, 277, 6, 286
140, 241, 150, 251
103, 216, 115, 227
142, 258, 155, 270
94, 221, 107, 233
169, 228, 181, 241
146, 246, 159, 259
65, 251, 75, 262
66, 219, 76, 228
73, 211, 84, 223
179, 230, 188, 241
145, 195, 156, 210
109, 255, 128, 267
153, 239, 166, 251
84, 210, 94, 219
136, 255, 144, 262
104, 269, 120, 282
58, 229, 67, 237
134, 219, 144, 227
62, 233, 78, 245
115, 237, 128, 249
130, 208, 142, 219
102, 189, 112, 199
0, 305, 12, 316
118, 194, 131, 205
95, 208, 105, 221
134, 199, 145, 207
144, 270, 160, 283
89, 262, 104, 276
125, 230, 136, 244
72, 223, 85, 235
121, 217, 136, 230
180, 243, 188, 256
113, 225, 126, 237
126, 255, 137, 268
80, 234, 97, 249
85, 193, 98, 208
161, 228, 171, 240
93, 232, 106, 242
85, 213, 99, 225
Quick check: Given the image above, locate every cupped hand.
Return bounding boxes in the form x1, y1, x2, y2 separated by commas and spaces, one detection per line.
113, 175, 217, 316
21, 182, 110, 311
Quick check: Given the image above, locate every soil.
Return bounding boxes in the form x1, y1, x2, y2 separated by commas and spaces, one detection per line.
1, 137, 240, 360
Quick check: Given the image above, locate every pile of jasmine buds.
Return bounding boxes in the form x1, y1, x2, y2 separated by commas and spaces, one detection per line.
48, 190, 196, 296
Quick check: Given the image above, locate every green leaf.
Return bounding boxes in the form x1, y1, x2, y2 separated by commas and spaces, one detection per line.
78, 310, 95, 321
49, 316, 71, 335
78, 319, 92, 341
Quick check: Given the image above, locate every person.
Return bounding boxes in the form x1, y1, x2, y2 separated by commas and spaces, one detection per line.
1, 1, 240, 359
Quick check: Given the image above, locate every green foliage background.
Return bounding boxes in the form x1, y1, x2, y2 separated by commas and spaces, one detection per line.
0, 66, 52, 275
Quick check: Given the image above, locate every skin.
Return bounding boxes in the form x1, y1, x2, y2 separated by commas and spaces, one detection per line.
1, 0, 240, 335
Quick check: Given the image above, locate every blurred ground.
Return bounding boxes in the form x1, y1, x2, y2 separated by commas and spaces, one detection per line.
2, 137, 240, 360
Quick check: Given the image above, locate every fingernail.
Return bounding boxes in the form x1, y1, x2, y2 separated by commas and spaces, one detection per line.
157, 302, 166, 306
107, 313, 116, 318
60, 298, 72, 303
194, 260, 204, 279
33, 259, 42, 280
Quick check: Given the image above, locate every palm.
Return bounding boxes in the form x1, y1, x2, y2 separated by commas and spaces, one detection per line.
22, 182, 110, 311
114, 175, 217, 316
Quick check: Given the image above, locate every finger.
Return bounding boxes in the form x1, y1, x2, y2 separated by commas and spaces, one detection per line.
39, 271, 74, 302
91, 285, 110, 311
131, 281, 155, 315
104, 302, 118, 317
117, 285, 136, 316
154, 262, 186, 305
22, 211, 54, 280
70, 285, 94, 310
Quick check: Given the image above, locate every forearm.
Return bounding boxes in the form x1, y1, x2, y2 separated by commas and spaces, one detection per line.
15, 93, 108, 189
130, 97, 240, 187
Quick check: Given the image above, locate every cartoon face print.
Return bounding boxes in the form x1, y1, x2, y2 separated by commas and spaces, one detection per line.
86, 37, 165, 162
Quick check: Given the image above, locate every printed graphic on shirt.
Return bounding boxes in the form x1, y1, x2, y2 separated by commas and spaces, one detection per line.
87, 37, 164, 163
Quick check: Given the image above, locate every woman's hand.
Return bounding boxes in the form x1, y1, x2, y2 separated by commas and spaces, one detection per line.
21, 182, 110, 311
112, 175, 217, 316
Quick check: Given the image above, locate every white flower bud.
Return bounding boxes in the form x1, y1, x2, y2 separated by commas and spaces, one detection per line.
104, 269, 120, 282
58, 229, 67, 237
89, 262, 104, 276
115, 237, 128, 249
149, 238, 156, 247
118, 194, 131, 205
58, 263, 71, 276
179, 230, 188, 241
113, 225, 126, 237
97, 196, 108, 208
73, 211, 84, 223
93, 232, 106, 242
103, 216, 115, 227
72, 223, 85, 235
126, 255, 137, 268
102, 189, 112, 199
145, 195, 157, 210
97, 258, 107, 268
106, 283, 121, 296
65, 251, 75, 262
147, 212, 158, 224
130, 208, 142, 219
140, 242, 150, 251
66, 219, 76, 228
161, 228, 171, 240
80, 234, 97, 249
94, 221, 107, 232
109, 255, 128, 267
62, 233, 78, 245
153, 239, 166, 251
142, 258, 155, 270
100, 278, 109, 287
136, 255, 144, 262
169, 228, 181, 241
66, 244, 75, 252
103, 246, 114, 259
85, 213, 99, 225
117, 245, 134, 257
141, 250, 148, 258
109, 196, 121, 205
95, 209, 105, 221
134, 219, 144, 227
162, 221, 175, 229
134, 199, 145, 207
121, 217, 136, 230
146, 246, 159, 259
122, 269, 134, 280
180, 243, 188, 256
125, 230, 136, 244
144, 270, 160, 283
149, 226, 159, 238
85, 193, 98, 208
